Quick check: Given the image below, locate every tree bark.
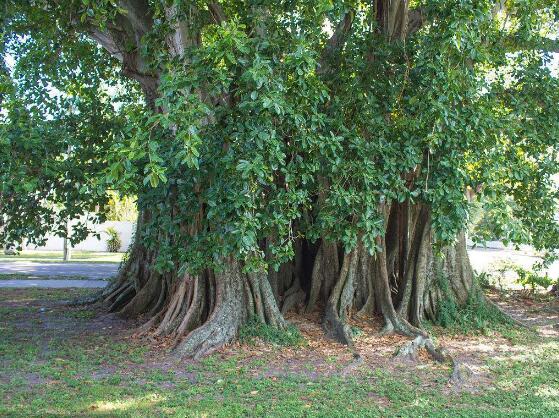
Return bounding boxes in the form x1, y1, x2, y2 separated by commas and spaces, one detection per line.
304, 202, 475, 344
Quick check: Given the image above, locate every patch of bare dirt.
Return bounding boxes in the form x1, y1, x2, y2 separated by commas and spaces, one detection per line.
2, 289, 134, 340
0, 289, 139, 388
488, 290, 559, 338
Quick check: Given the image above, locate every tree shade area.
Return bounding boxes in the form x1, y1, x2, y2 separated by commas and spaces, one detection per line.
1, 0, 558, 359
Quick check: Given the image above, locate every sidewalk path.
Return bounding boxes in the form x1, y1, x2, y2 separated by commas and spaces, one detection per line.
0, 262, 118, 280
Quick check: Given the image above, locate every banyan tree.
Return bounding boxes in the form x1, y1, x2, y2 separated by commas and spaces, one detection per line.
2, 0, 558, 358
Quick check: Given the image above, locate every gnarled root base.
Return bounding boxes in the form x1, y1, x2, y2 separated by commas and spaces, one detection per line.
96, 204, 478, 360
305, 205, 476, 359
174, 263, 287, 358
103, 255, 287, 359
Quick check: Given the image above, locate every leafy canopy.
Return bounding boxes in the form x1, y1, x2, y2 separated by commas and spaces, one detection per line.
1, 0, 558, 272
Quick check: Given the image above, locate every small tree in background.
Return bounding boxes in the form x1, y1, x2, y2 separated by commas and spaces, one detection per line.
105, 227, 122, 253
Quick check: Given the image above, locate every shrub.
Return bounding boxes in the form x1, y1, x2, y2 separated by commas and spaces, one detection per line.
105, 227, 122, 252
3, 246, 17, 255
491, 261, 554, 293
475, 270, 493, 289
514, 266, 553, 292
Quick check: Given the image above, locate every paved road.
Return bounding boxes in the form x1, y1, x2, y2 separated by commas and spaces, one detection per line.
468, 247, 559, 278
0, 279, 108, 288
0, 262, 118, 280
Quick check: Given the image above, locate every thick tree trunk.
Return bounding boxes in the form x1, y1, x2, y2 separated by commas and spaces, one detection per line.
103, 226, 287, 358
304, 203, 475, 344
99, 200, 475, 357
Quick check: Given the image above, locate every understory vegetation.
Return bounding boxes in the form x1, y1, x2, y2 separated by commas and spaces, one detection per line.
478, 261, 559, 294
433, 275, 513, 334
1, 288, 558, 417
105, 227, 122, 253
239, 316, 304, 347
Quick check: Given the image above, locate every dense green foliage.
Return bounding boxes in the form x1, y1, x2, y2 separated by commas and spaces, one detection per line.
0, 13, 134, 247
128, 0, 559, 273
434, 279, 512, 333
1, 0, 558, 271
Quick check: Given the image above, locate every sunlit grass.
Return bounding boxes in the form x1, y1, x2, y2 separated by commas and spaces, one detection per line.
91, 393, 166, 413
0, 288, 558, 417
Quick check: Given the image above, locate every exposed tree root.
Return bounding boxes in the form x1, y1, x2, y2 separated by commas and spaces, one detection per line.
174, 261, 245, 359
169, 260, 285, 358
118, 272, 162, 318
91, 200, 478, 359
66, 288, 105, 306
449, 361, 474, 386
250, 272, 288, 329
374, 221, 427, 338
153, 259, 287, 358
394, 335, 451, 363
108, 282, 136, 312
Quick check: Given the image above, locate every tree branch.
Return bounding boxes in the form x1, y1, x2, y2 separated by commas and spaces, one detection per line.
208, 2, 227, 25
318, 10, 355, 75
164, 4, 201, 57
119, 0, 153, 35
375, 0, 410, 42
79, 1, 158, 107
326, 10, 355, 57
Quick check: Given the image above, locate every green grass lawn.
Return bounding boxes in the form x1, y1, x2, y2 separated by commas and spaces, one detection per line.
0, 250, 123, 264
0, 288, 558, 417
0, 273, 91, 280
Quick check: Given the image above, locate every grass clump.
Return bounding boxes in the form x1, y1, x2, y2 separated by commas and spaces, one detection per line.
239, 316, 304, 346
351, 325, 364, 338
434, 274, 512, 334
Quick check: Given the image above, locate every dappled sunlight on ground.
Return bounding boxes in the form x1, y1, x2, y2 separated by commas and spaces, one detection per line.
90, 393, 166, 413
1, 287, 558, 416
